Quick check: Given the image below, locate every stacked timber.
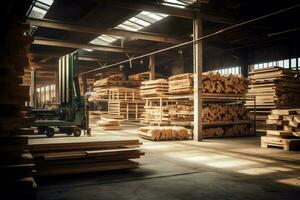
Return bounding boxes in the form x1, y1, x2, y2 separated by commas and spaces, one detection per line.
0, 11, 36, 198
202, 72, 248, 94
246, 67, 300, 132
140, 79, 169, 97
96, 116, 121, 130
168, 103, 194, 122
139, 126, 191, 141
128, 71, 164, 81
261, 109, 300, 151
28, 137, 144, 176
141, 103, 171, 125
203, 125, 251, 138
168, 73, 193, 94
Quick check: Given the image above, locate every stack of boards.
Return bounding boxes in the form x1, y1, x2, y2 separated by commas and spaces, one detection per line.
261, 109, 300, 151
128, 71, 164, 81
246, 67, 300, 132
140, 79, 169, 97
28, 136, 144, 176
168, 73, 193, 94
96, 116, 121, 130
0, 17, 36, 198
139, 126, 191, 141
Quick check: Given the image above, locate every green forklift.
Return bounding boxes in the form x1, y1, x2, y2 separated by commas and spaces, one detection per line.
30, 52, 90, 137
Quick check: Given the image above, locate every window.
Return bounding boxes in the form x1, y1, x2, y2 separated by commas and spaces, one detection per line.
214, 66, 242, 75
284, 59, 289, 68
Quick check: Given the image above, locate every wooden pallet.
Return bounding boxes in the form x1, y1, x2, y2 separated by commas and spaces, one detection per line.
261, 136, 300, 151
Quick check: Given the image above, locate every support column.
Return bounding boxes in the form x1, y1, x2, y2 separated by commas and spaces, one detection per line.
55, 71, 59, 103
83, 74, 88, 95
241, 50, 249, 77
193, 12, 203, 141
30, 70, 37, 108
149, 55, 155, 80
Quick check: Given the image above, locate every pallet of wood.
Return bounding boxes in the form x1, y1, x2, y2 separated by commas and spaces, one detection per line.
108, 101, 145, 121
0, 14, 36, 198
168, 73, 193, 95
169, 103, 194, 122
108, 87, 142, 101
139, 126, 191, 141
246, 67, 300, 132
140, 79, 169, 97
28, 136, 144, 176
96, 116, 121, 130
261, 108, 300, 151
202, 72, 248, 94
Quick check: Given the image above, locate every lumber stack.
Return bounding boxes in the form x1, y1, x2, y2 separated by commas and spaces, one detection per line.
28, 137, 144, 176
140, 79, 169, 97
203, 104, 249, 122
108, 87, 142, 101
108, 101, 144, 121
96, 116, 121, 130
246, 67, 300, 132
168, 73, 193, 94
139, 126, 191, 141
128, 71, 164, 81
202, 72, 248, 94
203, 125, 251, 138
261, 109, 300, 151
0, 11, 36, 198
169, 103, 194, 122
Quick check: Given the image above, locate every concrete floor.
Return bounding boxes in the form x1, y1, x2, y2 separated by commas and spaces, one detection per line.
36, 125, 300, 200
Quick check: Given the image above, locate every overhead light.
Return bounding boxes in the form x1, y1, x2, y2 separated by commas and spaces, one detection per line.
83, 48, 93, 52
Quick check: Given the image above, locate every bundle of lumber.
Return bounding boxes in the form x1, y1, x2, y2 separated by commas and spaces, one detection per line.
261, 109, 300, 151
245, 67, 300, 132
202, 72, 248, 94
28, 136, 144, 176
168, 73, 193, 94
139, 126, 191, 141
140, 79, 169, 97
0, 14, 36, 198
96, 116, 121, 130
203, 125, 251, 138
141, 100, 171, 125
168, 103, 193, 122
128, 71, 164, 81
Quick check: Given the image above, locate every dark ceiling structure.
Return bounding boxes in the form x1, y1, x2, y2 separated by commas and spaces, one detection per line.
26, 0, 300, 81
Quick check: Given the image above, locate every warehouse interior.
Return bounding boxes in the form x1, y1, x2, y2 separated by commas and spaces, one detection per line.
1, 0, 300, 199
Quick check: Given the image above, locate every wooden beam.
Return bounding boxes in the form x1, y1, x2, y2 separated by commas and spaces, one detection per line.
33, 37, 137, 53
99, 0, 240, 24
27, 17, 187, 43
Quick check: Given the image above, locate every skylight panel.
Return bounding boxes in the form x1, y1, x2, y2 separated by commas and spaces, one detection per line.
129, 17, 151, 27
163, 0, 186, 8
122, 21, 144, 30
116, 24, 139, 32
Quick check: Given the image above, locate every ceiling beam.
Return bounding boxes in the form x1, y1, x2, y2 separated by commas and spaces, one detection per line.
32, 37, 137, 53
27, 17, 188, 43
96, 0, 240, 25
29, 52, 111, 62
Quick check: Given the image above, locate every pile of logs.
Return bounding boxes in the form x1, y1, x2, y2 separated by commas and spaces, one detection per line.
168, 73, 193, 94
203, 125, 251, 138
202, 104, 249, 122
0, 11, 36, 198
140, 79, 169, 97
202, 72, 248, 94
261, 108, 300, 151
139, 126, 191, 141
246, 67, 300, 132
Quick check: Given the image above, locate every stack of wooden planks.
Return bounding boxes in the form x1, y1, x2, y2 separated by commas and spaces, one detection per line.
169, 103, 193, 122
108, 101, 144, 121
246, 67, 300, 132
96, 116, 121, 130
28, 136, 144, 176
0, 16, 36, 198
203, 104, 249, 122
202, 72, 248, 94
261, 109, 300, 150
168, 73, 193, 94
140, 79, 169, 97
139, 126, 191, 141
128, 71, 164, 81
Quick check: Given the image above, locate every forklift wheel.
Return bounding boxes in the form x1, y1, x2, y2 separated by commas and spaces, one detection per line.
38, 127, 47, 134
46, 128, 55, 137
73, 128, 81, 137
